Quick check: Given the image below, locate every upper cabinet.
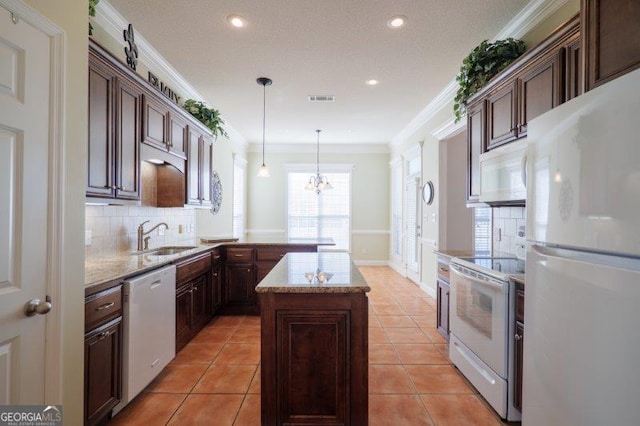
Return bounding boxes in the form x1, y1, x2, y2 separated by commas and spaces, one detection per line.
87, 40, 214, 204
87, 51, 141, 202
186, 127, 213, 207
470, 15, 580, 152
582, 0, 640, 90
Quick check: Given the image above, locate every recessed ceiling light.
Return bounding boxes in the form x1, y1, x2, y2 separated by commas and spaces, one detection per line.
387, 15, 407, 29
227, 14, 246, 28
366, 79, 379, 86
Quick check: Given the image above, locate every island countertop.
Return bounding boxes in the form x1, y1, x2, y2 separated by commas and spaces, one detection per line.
256, 252, 371, 294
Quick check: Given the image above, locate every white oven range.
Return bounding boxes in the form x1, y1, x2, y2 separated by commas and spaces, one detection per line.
448, 257, 523, 421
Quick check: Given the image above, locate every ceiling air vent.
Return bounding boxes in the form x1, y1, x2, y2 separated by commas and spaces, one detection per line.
308, 95, 336, 102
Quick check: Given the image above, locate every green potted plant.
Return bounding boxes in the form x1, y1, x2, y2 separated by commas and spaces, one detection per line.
183, 99, 229, 139
89, 0, 100, 36
453, 38, 526, 122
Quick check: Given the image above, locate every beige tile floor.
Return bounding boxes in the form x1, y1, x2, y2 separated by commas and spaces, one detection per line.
109, 266, 509, 425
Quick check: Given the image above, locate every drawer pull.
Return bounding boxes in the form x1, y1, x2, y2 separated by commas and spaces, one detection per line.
96, 302, 115, 311
234, 254, 244, 257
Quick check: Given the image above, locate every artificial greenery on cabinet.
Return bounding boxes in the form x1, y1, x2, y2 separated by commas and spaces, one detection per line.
453, 38, 526, 122
89, 0, 100, 35
183, 99, 229, 139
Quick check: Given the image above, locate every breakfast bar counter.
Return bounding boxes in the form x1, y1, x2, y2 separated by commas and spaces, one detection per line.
256, 252, 370, 425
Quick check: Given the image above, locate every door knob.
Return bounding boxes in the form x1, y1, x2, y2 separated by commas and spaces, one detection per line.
24, 297, 52, 317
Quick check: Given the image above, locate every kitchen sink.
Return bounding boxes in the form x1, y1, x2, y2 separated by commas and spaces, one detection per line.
135, 246, 197, 256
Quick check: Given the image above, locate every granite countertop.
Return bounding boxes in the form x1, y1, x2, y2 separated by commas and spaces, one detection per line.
256, 252, 371, 294
435, 249, 518, 259
85, 237, 336, 290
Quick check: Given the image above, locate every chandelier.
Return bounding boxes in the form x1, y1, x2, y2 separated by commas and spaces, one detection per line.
305, 129, 333, 194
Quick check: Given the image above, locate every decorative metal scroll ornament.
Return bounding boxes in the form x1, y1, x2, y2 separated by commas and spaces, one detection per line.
210, 171, 223, 215
123, 24, 138, 71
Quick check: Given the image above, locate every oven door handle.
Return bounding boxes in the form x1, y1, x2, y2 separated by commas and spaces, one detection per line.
450, 264, 506, 292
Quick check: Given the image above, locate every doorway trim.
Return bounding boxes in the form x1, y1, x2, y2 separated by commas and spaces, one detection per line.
0, 0, 66, 404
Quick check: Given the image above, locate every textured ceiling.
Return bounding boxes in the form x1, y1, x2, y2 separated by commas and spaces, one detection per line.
106, 0, 529, 146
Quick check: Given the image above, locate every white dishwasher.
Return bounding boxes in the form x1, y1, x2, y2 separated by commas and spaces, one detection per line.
112, 264, 176, 415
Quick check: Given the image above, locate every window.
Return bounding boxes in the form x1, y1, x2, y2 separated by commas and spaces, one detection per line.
232, 156, 247, 239
391, 160, 402, 258
474, 207, 492, 255
287, 169, 351, 251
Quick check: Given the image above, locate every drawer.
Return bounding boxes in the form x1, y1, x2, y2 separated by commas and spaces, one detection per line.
226, 247, 254, 263
256, 246, 289, 261
85, 285, 122, 331
176, 253, 212, 284
516, 289, 525, 323
437, 261, 450, 282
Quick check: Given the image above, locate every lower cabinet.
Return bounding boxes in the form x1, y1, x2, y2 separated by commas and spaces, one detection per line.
436, 280, 450, 340
211, 249, 224, 315
514, 284, 525, 411
84, 283, 123, 426
436, 256, 451, 341
175, 253, 212, 352
224, 262, 257, 314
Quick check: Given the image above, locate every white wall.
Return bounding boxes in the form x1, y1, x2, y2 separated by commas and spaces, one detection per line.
246, 149, 390, 263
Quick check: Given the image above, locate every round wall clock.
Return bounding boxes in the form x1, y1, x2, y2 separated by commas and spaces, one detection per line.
422, 180, 435, 205
210, 171, 222, 214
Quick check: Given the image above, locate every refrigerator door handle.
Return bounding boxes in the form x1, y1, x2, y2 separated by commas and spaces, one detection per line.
530, 244, 640, 272
520, 152, 527, 188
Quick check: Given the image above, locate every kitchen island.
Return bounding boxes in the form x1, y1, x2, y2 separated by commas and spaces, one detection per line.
256, 252, 370, 426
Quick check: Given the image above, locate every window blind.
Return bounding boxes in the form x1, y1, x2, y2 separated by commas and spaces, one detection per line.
474, 207, 492, 256
287, 171, 351, 251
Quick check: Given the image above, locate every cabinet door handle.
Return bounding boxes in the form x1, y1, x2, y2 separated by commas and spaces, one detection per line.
445, 291, 450, 296
188, 289, 194, 294
514, 334, 522, 341
213, 273, 218, 277
98, 330, 111, 340
96, 302, 115, 311
234, 254, 244, 257
439, 267, 448, 272
247, 269, 251, 272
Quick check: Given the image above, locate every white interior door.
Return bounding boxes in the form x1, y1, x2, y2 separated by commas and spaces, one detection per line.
405, 176, 421, 282
0, 5, 52, 404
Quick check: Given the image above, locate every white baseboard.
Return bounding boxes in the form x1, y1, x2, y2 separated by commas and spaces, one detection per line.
388, 261, 406, 277
419, 281, 437, 299
353, 260, 389, 266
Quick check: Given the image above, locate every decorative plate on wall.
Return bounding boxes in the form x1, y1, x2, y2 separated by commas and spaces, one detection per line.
422, 180, 435, 205
210, 171, 222, 214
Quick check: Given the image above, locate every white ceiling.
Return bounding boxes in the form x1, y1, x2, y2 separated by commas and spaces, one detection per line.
106, 0, 529, 146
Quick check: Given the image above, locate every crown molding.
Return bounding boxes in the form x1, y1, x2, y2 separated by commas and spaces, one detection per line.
246, 143, 389, 154
95, 0, 247, 146
390, 0, 571, 147
432, 116, 467, 140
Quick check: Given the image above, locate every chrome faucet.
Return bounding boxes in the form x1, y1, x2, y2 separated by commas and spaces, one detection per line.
137, 220, 169, 251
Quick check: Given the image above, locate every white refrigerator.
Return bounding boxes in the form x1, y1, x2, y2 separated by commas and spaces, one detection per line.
524, 68, 640, 425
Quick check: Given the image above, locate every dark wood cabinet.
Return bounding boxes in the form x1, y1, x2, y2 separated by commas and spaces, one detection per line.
224, 262, 256, 312
260, 292, 368, 425
84, 284, 123, 426
222, 245, 319, 315
186, 128, 213, 207
436, 257, 451, 341
142, 94, 170, 152
487, 81, 518, 148
211, 250, 223, 314
466, 99, 485, 203
87, 52, 141, 202
514, 285, 525, 411
517, 51, 562, 137
168, 113, 188, 159
583, 0, 640, 91
175, 253, 212, 352
565, 34, 583, 101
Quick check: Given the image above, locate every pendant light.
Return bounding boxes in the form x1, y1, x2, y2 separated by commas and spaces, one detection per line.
257, 77, 272, 177
305, 129, 333, 194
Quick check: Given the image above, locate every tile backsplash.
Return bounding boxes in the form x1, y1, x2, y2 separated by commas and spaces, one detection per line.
492, 206, 526, 256
85, 205, 196, 259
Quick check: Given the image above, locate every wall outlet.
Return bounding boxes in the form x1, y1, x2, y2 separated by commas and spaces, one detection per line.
85, 230, 92, 246
361, 248, 368, 254
178, 224, 184, 234
189, 223, 194, 234
158, 226, 165, 236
